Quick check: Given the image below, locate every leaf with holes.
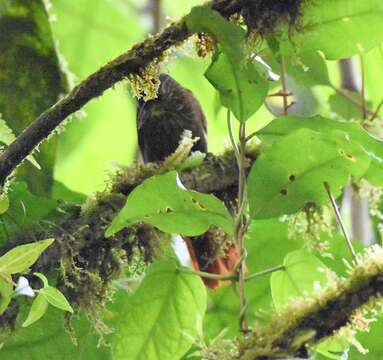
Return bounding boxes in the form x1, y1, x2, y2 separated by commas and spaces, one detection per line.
271, 250, 329, 308
186, 7, 268, 122
248, 128, 371, 219
257, 115, 383, 186
105, 171, 233, 237
111, 259, 206, 360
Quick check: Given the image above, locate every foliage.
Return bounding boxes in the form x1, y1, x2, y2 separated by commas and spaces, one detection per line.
1, 0, 383, 359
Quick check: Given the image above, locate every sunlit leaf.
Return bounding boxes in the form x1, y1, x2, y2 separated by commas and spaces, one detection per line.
186, 6, 268, 122
257, 115, 383, 186
248, 128, 371, 219
22, 293, 49, 327
0, 239, 54, 274
271, 250, 329, 308
293, 0, 383, 59
112, 260, 207, 360
40, 287, 73, 313
106, 171, 233, 237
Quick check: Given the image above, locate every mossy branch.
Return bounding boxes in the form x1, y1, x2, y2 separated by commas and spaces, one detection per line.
0, 0, 243, 187
237, 247, 383, 359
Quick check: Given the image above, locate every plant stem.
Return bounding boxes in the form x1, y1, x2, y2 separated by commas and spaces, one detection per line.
227, 110, 249, 332
245, 264, 284, 281
324, 182, 357, 262
280, 56, 289, 115
360, 56, 367, 120
238, 120, 249, 332
330, 85, 382, 121
370, 98, 383, 122
178, 267, 236, 281
178, 264, 284, 282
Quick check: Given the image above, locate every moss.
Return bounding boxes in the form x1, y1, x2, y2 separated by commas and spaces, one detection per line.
241, 0, 304, 36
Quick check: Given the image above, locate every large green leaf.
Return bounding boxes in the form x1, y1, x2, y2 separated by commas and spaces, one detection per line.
248, 128, 371, 219
106, 171, 233, 237
0, 238, 54, 274
0, 307, 109, 359
112, 260, 207, 360
293, 0, 383, 59
257, 116, 383, 185
186, 7, 268, 122
271, 250, 329, 308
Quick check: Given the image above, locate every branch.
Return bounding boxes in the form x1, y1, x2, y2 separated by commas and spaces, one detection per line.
0, 0, 244, 187
237, 247, 383, 359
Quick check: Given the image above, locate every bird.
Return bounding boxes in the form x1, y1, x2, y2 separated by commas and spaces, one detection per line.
136, 73, 241, 289
136, 73, 207, 163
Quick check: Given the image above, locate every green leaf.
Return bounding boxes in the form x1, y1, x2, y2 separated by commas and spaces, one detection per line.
248, 127, 371, 219
40, 286, 73, 313
22, 293, 49, 327
257, 115, 383, 186
0, 276, 13, 315
0, 306, 109, 359
0, 238, 54, 274
293, 0, 383, 59
284, 50, 331, 86
112, 260, 207, 360
0, 182, 58, 247
186, 6, 268, 122
0, 194, 9, 215
205, 50, 268, 122
271, 250, 329, 308
106, 171, 233, 237
33, 272, 49, 288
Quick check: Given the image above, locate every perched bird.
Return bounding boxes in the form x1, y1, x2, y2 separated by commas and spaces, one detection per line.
137, 73, 207, 163
136, 74, 241, 289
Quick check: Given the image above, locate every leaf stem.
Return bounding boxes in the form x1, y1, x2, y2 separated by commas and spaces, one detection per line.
370, 98, 383, 122
280, 56, 289, 116
178, 267, 236, 281
177, 264, 284, 282
324, 182, 357, 262
245, 264, 285, 281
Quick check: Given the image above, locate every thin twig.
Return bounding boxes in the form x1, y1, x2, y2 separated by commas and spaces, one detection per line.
0, 0, 244, 188
151, 0, 162, 34
331, 85, 382, 121
245, 264, 285, 282
227, 110, 241, 163
280, 56, 289, 116
226, 109, 249, 332
360, 56, 367, 120
370, 98, 383, 122
178, 264, 284, 282
178, 267, 236, 281
324, 182, 357, 262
